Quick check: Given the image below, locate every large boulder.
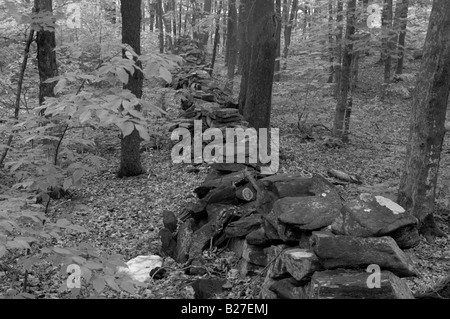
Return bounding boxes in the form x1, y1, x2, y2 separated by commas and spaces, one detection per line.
311, 232, 418, 277
331, 194, 418, 240
311, 269, 414, 299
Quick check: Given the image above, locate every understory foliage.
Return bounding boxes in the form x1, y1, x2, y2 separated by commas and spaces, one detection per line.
0, 0, 182, 298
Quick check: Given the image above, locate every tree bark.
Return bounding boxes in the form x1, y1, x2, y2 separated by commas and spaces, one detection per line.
394, 0, 409, 75
333, 0, 356, 141
238, 0, 251, 114
397, 0, 450, 240
118, 0, 145, 178
156, 0, 164, 53
224, 0, 237, 92
333, 0, 343, 97
210, 1, 222, 75
34, 0, 57, 106
274, 0, 282, 82
149, 0, 156, 31
327, 0, 334, 83
282, 0, 298, 70
163, 0, 173, 51
191, 0, 201, 44
384, 0, 394, 84
242, 0, 277, 130
200, 0, 212, 47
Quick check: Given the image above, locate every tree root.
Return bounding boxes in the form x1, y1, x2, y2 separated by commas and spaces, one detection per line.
419, 214, 448, 243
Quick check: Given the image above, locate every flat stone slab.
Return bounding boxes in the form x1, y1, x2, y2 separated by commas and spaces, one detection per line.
274, 196, 341, 230
260, 174, 341, 202
311, 232, 418, 277
225, 214, 262, 238
311, 269, 414, 299
331, 193, 418, 238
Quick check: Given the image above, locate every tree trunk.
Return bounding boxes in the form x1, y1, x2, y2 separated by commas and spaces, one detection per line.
34, 0, 60, 163
274, 0, 282, 82
163, 0, 173, 51
210, 1, 222, 75
118, 0, 145, 178
224, 0, 237, 92
191, 0, 200, 44
384, 0, 394, 84
238, 0, 251, 114
200, 0, 212, 47
149, 0, 156, 31
333, 0, 343, 97
397, 0, 450, 241
394, 0, 409, 75
156, 0, 164, 53
327, 0, 334, 83
34, 0, 58, 106
242, 0, 277, 130
282, 0, 298, 70
333, 0, 356, 141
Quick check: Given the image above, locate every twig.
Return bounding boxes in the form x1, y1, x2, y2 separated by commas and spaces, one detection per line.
0, 29, 34, 167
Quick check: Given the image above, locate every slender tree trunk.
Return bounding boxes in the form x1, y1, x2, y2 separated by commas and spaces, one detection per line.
397, 0, 450, 241
191, 0, 200, 44
156, 0, 164, 52
384, 0, 394, 84
333, 0, 356, 141
394, 0, 409, 75
172, 0, 177, 38
178, 0, 183, 36
210, 1, 222, 75
274, 0, 282, 82
163, 0, 173, 51
238, 0, 251, 114
149, 0, 156, 31
118, 0, 145, 177
34, 0, 61, 163
327, 0, 334, 83
242, 0, 277, 130
34, 0, 58, 107
225, 0, 237, 92
334, 0, 343, 97
282, 0, 298, 70
200, 0, 212, 47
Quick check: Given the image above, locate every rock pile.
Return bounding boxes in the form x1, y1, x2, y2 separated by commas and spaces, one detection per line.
160, 166, 422, 299
173, 35, 207, 65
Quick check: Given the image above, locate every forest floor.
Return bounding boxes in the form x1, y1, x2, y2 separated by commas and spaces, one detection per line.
1, 53, 449, 299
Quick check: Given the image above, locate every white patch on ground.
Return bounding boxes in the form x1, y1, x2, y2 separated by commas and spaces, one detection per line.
117, 255, 163, 282
375, 196, 405, 215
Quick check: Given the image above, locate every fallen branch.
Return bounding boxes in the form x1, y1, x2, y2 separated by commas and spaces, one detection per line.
327, 168, 362, 184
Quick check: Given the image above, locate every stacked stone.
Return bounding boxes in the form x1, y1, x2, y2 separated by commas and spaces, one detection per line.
211, 108, 245, 129
162, 169, 421, 299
